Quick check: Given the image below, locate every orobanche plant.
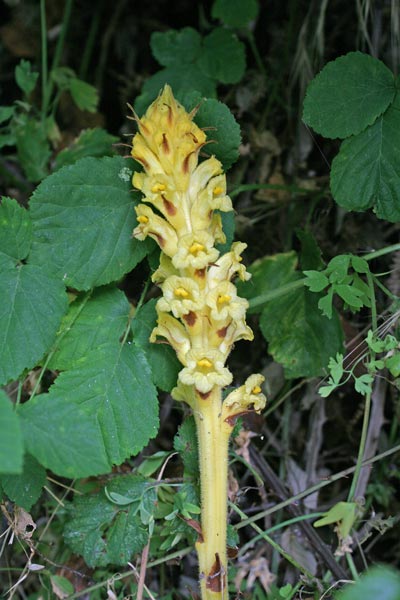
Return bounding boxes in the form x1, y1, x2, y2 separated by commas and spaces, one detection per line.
130, 85, 266, 598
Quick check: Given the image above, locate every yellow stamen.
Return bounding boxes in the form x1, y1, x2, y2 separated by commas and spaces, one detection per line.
197, 358, 213, 369
252, 385, 262, 395
137, 215, 149, 224
151, 183, 166, 193
174, 287, 190, 299
189, 242, 205, 255
217, 294, 231, 305
213, 186, 224, 195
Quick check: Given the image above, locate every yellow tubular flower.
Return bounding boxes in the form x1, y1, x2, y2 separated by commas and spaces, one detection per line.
131, 85, 265, 600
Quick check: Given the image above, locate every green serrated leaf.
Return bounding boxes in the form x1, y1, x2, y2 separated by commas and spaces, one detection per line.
212, 0, 259, 28
386, 353, 400, 378
318, 382, 337, 398
69, 78, 99, 113
54, 128, 118, 170
15, 118, 51, 182
330, 89, 400, 222
0, 390, 23, 474
335, 565, 400, 600
131, 298, 181, 392
304, 270, 329, 293
0, 197, 32, 269
354, 373, 374, 395
48, 286, 130, 370
63, 475, 153, 566
334, 284, 365, 309
19, 393, 110, 478
15, 60, 39, 95
26, 343, 159, 471
314, 501, 357, 539
0, 265, 68, 385
134, 67, 216, 116
244, 253, 342, 378
151, 28, 202, 67
198, 28, 246, 85
260, 286, 343, 378
29, 156, 151, 290
173, 417, 199, 479
303, 52, 395, 139
196, 98, 241, 172
318, 288, 334, 318
326, 254, 351, 281
1, 454, 46, 509
351, 256, 370, 274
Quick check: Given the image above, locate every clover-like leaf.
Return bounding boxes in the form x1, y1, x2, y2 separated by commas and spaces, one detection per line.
212, 0, 259, 28
151, 27, 202, 67
198, 28, 246, 85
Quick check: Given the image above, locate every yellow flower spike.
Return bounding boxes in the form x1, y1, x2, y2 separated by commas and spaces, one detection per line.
150, 311, 191, 365
157, 275, 202, 318
172, 231, 219, 270
206, 282, 248, 322
179, 349, 232, 394
133, 205, 178, 257
222, 374, 267, 426
130, 86, 265, 600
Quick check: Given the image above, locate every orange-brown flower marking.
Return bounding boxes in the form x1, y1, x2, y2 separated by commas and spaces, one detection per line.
131, 86, 266, 600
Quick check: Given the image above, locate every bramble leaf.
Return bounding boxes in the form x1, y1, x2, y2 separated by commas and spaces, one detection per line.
303, 52, 395, 139
28, 343, 158, 472
29, 156, 151, 289
1, 454, 46, 509
198, 28, 246, 85
0, 197, 32, 270
0, 265, 67, 385
19, 394, 110, 478
181, 93, 242, 170
63, 475, 155, 566
212, 0, 259, 28
0, 390, 23, 474
330, 89, 400, 222
48, 286, 131, 370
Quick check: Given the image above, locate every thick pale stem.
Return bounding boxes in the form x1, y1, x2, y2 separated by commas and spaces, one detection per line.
194, 387, 231, 600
